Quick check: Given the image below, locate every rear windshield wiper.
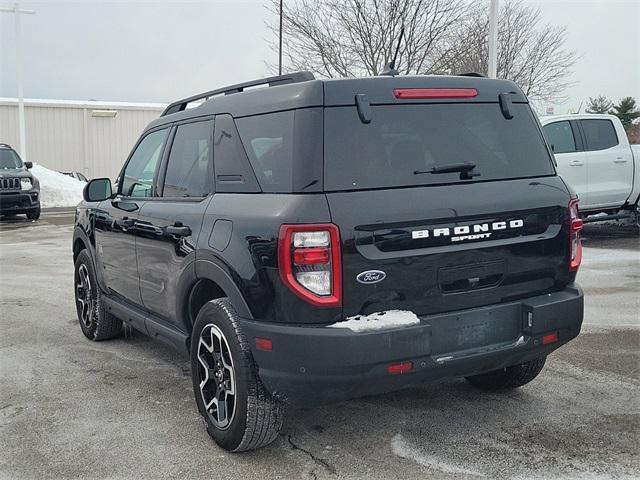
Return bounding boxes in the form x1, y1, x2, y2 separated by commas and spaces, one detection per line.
414, 162, 480, 180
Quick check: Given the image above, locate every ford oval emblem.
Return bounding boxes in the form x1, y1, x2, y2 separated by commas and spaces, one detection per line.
356, 270, 386, 284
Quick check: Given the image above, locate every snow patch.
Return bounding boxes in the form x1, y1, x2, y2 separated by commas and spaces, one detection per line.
30, 164, 85, 208
328, 310, 420, 332
391, 433, 484, 477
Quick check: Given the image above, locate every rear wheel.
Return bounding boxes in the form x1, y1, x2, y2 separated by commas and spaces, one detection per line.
74, 249, 122, 341
465, 356, 546, 391
191, 298, 284, 452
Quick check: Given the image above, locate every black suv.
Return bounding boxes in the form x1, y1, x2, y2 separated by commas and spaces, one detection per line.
0, 144, 40, 220
73, 72, 584, 452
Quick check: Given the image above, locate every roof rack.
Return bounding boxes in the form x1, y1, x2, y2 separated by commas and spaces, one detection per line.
161, 71, 316, 117
0, 143, 13, 149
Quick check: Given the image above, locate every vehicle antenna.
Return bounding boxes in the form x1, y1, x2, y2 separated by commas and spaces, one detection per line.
380, 25, 405, 76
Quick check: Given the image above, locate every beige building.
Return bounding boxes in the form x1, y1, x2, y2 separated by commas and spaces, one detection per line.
0, 98, 165, 180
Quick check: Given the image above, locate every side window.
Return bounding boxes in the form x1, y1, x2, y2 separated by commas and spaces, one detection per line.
120, 129, 167, 197
580, 119, 619, 151
235, 111, 294, 192
542, 121, 576, 154
162, 120, 213, 197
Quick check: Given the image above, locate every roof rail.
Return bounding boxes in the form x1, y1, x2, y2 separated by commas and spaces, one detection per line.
0, 143, 13, 149
161, 71, 316, 117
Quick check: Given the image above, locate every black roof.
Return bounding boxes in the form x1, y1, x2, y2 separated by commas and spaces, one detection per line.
146, 72, 527, 131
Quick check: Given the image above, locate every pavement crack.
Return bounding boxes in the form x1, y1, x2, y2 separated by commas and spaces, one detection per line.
287, 434, 337, 478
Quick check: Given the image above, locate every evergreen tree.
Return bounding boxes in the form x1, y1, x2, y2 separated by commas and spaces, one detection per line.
585, 95, 613, 114
611, 97, 640, 128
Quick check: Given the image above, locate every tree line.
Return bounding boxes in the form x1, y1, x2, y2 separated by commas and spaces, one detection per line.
269, 0, 578, 103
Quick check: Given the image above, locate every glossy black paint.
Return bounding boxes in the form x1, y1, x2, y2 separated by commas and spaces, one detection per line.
197, 193, 339, 324
94, 197, 143, 305
136, 197, 210, 327
327, 176, 576, 318
72, 73, 584, 405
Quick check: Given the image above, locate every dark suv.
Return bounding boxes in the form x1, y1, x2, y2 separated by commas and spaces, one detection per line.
73, 72, 584, 452
0, 144, 40, 220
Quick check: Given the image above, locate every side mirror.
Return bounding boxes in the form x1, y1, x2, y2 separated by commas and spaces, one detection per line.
84, 178, 113, 202
24, 161, 33, 169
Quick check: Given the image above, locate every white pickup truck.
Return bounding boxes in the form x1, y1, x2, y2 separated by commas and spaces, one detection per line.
540, 114, 639, 221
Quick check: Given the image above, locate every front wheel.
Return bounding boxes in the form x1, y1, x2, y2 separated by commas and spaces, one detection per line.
74, 249, 122, 341
465, 356, 546, 391
26, 206, 40, 220
191, 298, 284, 452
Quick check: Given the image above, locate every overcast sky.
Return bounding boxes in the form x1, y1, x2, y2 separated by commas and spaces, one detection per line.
1, 0, 638, 113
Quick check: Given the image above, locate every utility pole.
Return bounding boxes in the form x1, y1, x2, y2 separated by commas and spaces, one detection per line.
278, 0, 283, 75
0, 2, 35, 161
487, 0, 499, 78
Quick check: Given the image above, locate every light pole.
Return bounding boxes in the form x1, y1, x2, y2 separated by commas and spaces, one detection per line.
487, 0, 499, 78
0, 2, 35, 161
278, 0, 283, 75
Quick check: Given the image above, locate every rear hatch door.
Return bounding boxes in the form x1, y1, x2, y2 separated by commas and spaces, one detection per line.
323, 95, 573, 319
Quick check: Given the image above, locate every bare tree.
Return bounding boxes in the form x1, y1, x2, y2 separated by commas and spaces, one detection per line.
269, 0, 578, 103
434, 1, 578, 102
267, 0, 469, 77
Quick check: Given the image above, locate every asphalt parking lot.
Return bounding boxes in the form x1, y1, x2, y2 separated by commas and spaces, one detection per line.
1, 210, 638, 480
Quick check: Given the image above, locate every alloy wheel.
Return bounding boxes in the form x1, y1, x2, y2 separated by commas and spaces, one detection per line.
197, 323, 236, 429
76, 264, 93, 328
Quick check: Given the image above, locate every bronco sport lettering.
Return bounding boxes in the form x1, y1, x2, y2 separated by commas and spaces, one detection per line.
412, 219, 525, 242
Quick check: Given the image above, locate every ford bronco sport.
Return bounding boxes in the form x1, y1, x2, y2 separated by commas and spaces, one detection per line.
73, 72, 584, 452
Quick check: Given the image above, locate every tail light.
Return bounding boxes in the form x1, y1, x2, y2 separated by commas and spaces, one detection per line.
568, 198, 583, 272
278, 224, 342, 307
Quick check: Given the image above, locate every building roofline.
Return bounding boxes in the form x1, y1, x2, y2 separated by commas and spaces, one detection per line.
0, 97, 167, 111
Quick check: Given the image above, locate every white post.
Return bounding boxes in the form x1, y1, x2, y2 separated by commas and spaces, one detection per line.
487, 0, 499, 78
0, 3, 36, 161
15, 2, 27, 160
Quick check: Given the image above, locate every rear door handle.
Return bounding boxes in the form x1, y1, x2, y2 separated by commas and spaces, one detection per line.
164, 222, 192, 238
613, 157, 627, 163
569, 160, 584, 166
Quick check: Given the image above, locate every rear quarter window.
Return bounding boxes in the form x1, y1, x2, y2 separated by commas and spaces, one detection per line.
235, 111, 294, 192
235, 109, 323, 193
324, 103, 554, 191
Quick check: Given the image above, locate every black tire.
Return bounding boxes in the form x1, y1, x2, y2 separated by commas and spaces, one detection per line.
465, 356, 546, 391
26, 207, 40, 220
74, 249, 122, 341
190, 298, 284, 452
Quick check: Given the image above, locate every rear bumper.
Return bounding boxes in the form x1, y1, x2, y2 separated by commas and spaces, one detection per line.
240, 285, 584, 405
0, 191, 40, 214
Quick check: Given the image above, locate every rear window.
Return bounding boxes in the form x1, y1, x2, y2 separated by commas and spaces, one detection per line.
324, 103, 554, 191
162, 120, 213, 197
580, 119, 618, 151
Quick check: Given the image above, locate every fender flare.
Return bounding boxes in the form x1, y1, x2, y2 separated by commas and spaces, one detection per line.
72, 225, 110, 293
72, 226, 91, 257
194, 259, 254, 320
